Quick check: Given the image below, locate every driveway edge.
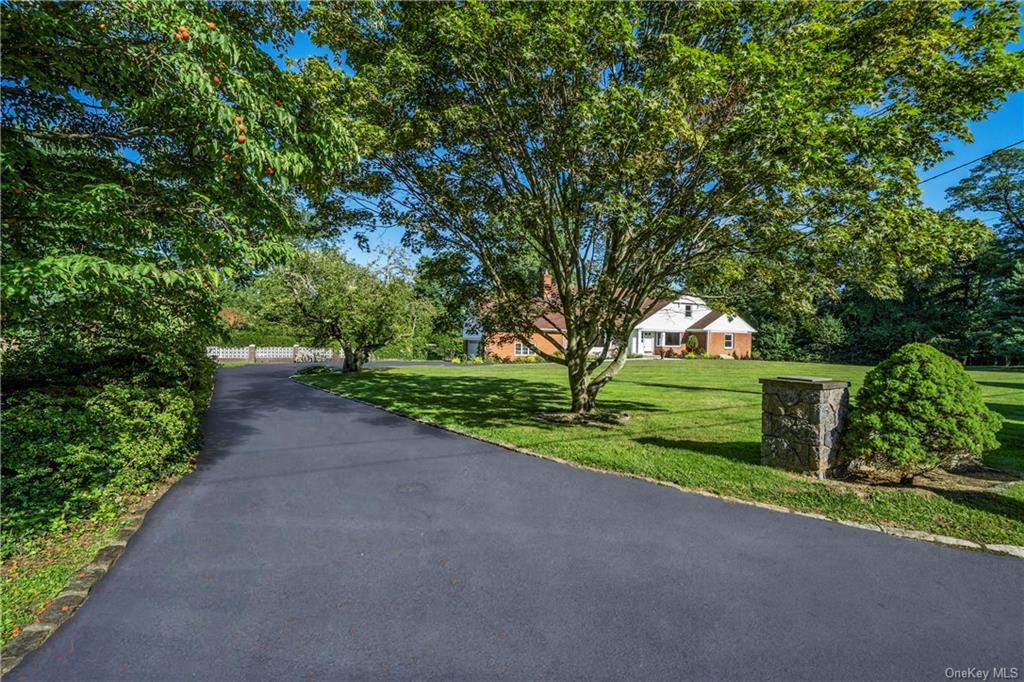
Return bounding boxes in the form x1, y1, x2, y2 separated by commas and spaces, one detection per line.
0, 461, 198, 675
296, 377, 1024, 561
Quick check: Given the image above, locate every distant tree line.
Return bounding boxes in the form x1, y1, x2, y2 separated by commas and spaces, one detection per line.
745, 150, 1024, 367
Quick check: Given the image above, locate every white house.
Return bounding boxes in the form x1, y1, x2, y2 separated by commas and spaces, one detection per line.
464, 292, 757, 360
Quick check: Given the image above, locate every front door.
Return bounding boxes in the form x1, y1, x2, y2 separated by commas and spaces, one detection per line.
641, 331, 655, 354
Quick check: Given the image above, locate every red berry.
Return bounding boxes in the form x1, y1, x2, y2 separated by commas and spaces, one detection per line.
233, 173, 241, 179
237, 134, 246, 143
266, 166, 274, 175
212, 75, 220, 84
234, 114, 242, 123
223, 153, 231, 161
13, 188, 22, 194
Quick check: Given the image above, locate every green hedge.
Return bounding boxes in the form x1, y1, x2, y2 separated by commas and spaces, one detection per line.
1, 358, 214, 557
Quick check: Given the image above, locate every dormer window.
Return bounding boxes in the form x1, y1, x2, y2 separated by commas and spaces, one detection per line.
684, 304, 693, 318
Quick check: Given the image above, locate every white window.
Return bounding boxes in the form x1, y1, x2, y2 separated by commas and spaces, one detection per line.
684, 304, 693, 318
662, 332, 682, 346
724, 333, 734, 350
514, 341, 536, 357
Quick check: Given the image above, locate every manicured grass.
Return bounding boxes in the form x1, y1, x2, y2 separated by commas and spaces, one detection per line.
299, 359, 1024, 546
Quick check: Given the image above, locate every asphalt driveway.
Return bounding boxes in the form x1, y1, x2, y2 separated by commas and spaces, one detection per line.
12, 364, 1024, 680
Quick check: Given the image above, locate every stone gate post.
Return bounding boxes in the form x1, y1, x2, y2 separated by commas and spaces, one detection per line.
759, 376, 850, 479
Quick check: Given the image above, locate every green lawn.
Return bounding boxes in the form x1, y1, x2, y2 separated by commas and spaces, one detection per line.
299, 359, 1024, 546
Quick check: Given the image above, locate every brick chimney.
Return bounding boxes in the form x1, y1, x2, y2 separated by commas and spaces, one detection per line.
540, 270, 555, 299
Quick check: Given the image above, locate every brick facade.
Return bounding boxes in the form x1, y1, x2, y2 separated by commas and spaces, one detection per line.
483, 332, 564, 360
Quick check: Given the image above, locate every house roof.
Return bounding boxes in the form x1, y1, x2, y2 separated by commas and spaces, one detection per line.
533, 311, 566, 332
532, 297, 673, 332
688, 310, 757, 333
688, 311, 723, 330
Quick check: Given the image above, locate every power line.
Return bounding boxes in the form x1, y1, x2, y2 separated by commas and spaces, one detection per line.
918, 139, 1024, 185
790, 138, 1023, 233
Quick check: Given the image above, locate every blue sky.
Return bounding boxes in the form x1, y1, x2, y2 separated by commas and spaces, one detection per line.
283, 26, 1024, 261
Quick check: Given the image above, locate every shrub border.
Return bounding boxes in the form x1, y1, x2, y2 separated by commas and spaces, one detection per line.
1, 365, 216, 675
295, 376, 1024, 560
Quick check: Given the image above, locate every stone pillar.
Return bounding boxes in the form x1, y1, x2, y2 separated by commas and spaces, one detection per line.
292, 344, 300, 362
759, 376, 850, 479
247, 344, 257, 364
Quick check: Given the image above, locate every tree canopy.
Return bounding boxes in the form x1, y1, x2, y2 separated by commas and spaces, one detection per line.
1, 1, 355, 384
309, 0, 1023, 411
746, 144, 1024, 366
947, 147, 1024, 252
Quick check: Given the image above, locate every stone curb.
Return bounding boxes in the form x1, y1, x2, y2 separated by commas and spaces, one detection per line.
296, 377, 1024, 561
0, 510, 150, 675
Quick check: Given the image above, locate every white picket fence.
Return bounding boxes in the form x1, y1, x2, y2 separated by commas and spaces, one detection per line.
256, 346, 294, 360
207, 346, 249, 360
206, 345, 334, 363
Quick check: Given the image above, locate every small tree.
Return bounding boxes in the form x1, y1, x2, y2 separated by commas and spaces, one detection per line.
685, 335, 700, 353
267, 250, 432, 371
843, 343, 1002, 483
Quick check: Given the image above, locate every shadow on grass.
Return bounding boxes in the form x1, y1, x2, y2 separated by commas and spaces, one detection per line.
918, 486, 1024, 526
977, 380, 1024, 391
990, 403, 1024, 422
617, 380, 761, 396
307, 368, 666, 431
986, 403, 1024, 473
632, 436, 762, 465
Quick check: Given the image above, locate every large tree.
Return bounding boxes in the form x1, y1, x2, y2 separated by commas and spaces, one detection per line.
263, 249, 432, 371
1, 1, 355, 386
310, 1, 1022, 413
947, 147, 1024, 252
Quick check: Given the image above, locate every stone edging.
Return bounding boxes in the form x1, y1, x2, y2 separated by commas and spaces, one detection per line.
0, 508, 153, 675
296, 377, 1024, 561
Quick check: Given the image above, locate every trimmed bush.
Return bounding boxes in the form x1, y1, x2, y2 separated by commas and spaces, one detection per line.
842, 343, 1002, 482
1, 358, 214, 556
686, 335, 699, 352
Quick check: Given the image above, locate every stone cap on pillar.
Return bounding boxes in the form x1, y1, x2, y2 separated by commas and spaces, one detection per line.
759, 376, 850, 390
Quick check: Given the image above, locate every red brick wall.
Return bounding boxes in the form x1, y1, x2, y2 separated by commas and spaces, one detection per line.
485, 332, 564, 360
703, 331, 752, 357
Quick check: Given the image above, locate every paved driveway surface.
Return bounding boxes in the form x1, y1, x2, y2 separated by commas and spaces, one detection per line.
12, 364, 1024, 680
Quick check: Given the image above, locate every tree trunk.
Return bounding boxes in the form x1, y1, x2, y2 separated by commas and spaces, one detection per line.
569, 375, 597, 414
565, 335, 631, 415
342, 347, 365, 372
566, 348, 596, 414
899, 472, 915, 485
